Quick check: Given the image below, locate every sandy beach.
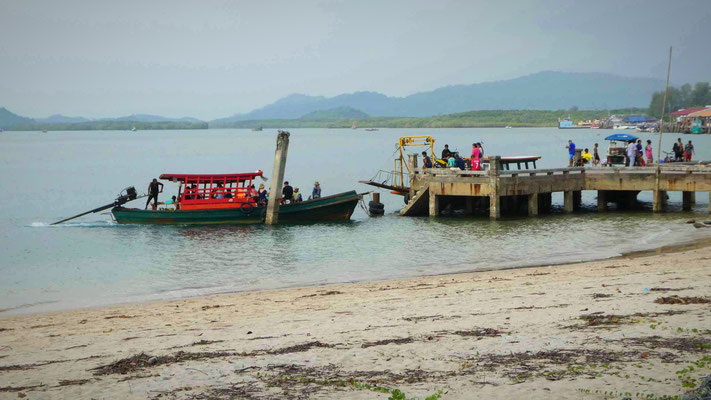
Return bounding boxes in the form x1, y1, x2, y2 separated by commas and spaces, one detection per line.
1, 245, 710, 399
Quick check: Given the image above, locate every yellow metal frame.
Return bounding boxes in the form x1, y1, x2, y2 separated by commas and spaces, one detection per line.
395, 135, 436, 188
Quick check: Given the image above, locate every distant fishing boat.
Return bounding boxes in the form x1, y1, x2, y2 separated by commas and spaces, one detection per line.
131, 126, 137, 132
351, 123, 358, 129
558, 117, 587, 129
252, 127, 263, 132
613, 124, 637, 130
42, 130, 48, 133
365, 128, 378, 131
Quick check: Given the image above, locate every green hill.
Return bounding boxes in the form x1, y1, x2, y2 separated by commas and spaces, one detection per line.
300, 106, 369, 120
0, 107, 34, 129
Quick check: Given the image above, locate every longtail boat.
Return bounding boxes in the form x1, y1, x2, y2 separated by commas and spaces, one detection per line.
111, 171, 359, 225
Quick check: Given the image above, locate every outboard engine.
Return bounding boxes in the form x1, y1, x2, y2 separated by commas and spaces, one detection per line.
114, 186, 138, 206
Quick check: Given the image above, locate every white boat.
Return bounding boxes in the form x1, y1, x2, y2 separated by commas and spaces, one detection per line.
613, 125, 637, 130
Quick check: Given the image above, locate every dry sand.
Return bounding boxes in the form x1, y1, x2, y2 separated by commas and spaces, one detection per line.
1, 245, 710, 399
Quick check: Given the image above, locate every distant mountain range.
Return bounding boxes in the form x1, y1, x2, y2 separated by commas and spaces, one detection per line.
212, 71, 663, 124
1, 71, 666, 130
0, 109, 204, 129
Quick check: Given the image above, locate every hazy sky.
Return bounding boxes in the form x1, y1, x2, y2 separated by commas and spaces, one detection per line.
1, 0, 709, 120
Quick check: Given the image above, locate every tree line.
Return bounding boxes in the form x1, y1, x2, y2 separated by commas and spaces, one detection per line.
648, 82, 711, 118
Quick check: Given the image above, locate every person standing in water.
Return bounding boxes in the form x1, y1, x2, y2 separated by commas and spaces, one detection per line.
145, 178, 163, 210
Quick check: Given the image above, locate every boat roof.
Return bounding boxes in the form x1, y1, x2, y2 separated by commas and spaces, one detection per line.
160, 170, 264, 183
605, 133, 638, 142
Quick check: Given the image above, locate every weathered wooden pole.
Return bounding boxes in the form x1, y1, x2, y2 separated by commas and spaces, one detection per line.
265, 131, 290, 225
654, 47, 672, 213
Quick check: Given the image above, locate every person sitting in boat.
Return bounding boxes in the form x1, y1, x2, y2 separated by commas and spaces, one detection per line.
145, 178, 163, 210
257, 184, 268, 206
311, 182, 321, 200
248, 184, 258, 200
164, 195, 178, 210
421, 151, 433, 169
211, 183, 224, 199
447, 154, 456, 168
294, 188, 303, 203
282, 181, 294, 204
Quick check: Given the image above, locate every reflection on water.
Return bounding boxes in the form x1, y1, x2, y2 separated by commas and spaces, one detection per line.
0, 128, 709, 315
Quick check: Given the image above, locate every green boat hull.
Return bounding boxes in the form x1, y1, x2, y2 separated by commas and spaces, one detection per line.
111, 191, 360, 225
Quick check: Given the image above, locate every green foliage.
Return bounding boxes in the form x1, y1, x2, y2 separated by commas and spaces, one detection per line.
212, 108, 646, 129
9, 120, 208, 131
648, 81, 711, 118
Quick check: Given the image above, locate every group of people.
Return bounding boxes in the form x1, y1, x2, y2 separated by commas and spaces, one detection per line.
672, 138, 696, 162
566, 137, 696, 168
420, 142, 485, 171
143, 178, 323, 210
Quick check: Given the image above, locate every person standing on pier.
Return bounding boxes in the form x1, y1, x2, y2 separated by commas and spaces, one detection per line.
566, 140, 576, 167
646, 140, 653, 164
471, 143, 482, 171
626, 141, 637, 167
684, 140, 695, 162
593, 143, 601, 166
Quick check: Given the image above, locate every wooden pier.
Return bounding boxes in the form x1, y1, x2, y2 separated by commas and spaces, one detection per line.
401, 155, 711, 219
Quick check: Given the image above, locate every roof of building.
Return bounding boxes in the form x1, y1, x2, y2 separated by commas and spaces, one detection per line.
687, 108, 711, 117
669, 107, 708, 116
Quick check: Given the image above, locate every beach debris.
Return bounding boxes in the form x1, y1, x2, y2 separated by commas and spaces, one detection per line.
0, 359, 70, 372
655, 296, 711, 305
362, 337, 413, 348
0, 328, 12, 333
693, 222, 710, 229
450, 328, 502, 337
686, 220, 696, 224
592, 293, 612, 299
104, 315, 134, 320
0, 385, 45, 393
201, 305, 221, 311
651, 287, 694, 292
56, 379, 90, 387
682, 375, 711, 400
622, 336, 710, 353
92, 350, 236, 375
266, 341, 334, 354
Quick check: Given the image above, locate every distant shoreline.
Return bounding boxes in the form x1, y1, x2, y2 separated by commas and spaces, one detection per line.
3, 108, 648, 131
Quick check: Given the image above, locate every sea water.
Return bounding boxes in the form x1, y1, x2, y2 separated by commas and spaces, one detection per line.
0, 128, 709, 315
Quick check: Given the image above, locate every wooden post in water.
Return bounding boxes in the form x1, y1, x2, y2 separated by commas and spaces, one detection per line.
655, 47, 672, 212
489, 156, 501, 220
265, 131, 290, 225
563, 191, 573, 213
408, 154, 418, 199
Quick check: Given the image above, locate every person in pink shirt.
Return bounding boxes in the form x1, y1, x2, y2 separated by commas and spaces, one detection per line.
645, 140, 653, 164
471, 142, 482, 171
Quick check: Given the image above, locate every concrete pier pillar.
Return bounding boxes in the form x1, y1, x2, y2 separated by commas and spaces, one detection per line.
490, 194, 500, 219
689, 191, 696, 205
597, 190, 607, 211
573, 190, 582, 211
429, 190, 439, 217
465, 197, 473, 214
682, 191, 694, 211
265, 131, 290, 225
563, 191, 574, 213
488, 155, 501, 220
528, 193, 538, 216
653, 190, 667, 213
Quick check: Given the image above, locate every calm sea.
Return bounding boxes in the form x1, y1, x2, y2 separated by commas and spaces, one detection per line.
1, 128, 709, 315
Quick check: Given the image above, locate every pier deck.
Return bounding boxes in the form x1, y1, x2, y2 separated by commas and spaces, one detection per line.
402, 155, 711, 218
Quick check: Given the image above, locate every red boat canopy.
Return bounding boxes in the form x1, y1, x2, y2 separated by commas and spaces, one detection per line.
159, 170, 264, 184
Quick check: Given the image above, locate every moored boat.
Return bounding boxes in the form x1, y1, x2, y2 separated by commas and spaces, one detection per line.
111, 171, 359, 225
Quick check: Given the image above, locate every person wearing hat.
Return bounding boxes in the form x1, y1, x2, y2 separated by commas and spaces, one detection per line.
311, 181, 321, 200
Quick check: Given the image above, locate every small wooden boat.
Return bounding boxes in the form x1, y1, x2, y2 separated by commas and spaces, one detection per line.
111, 171, 359, 225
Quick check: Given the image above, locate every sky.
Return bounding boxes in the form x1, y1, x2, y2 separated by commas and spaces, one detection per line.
1, 0, 709, 120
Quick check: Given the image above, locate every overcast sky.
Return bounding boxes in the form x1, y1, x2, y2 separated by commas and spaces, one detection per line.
1, 0, 709, 120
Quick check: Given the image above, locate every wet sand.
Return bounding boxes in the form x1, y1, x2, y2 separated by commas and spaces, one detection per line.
1, 246, 710, 399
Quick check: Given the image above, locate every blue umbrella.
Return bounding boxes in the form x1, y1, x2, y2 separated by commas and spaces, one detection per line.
604, 133, 638, 142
